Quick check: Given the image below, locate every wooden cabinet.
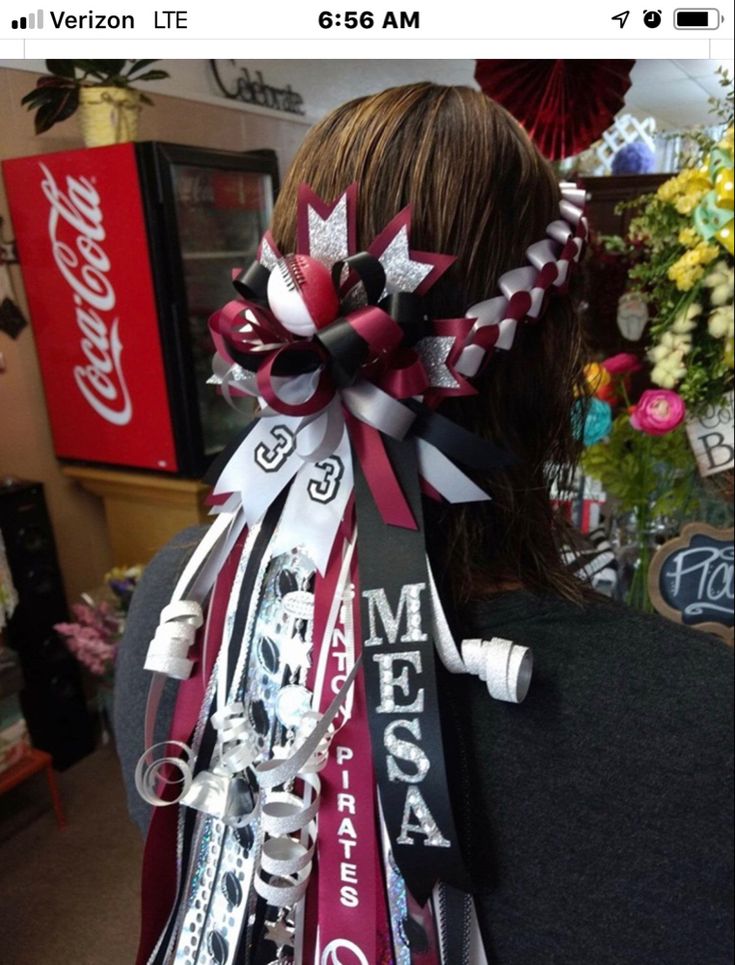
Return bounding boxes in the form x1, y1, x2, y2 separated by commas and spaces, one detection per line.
62, 466, 210, 566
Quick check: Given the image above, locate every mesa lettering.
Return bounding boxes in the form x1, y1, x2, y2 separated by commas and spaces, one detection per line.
363, 582, 451, 849
39, 163, 133, 426
48, 10, 135, 28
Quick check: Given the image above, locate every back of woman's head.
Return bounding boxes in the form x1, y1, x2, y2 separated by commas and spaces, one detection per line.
272, 82, 586, 602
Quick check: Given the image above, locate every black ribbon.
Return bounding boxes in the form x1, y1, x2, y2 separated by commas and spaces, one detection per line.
226, 254, 427, 392
354, 436, 469, 904
332, 251, 386, 304
406, 400, 516, 471
233, 260, 271, 304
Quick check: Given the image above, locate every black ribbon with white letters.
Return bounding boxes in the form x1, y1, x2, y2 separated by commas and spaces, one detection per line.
354, 435, 469, 904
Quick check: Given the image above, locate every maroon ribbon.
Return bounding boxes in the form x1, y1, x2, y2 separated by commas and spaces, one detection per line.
345, 410, 416, 530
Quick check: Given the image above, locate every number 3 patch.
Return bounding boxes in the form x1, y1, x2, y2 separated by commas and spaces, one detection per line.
307, 456, 344, 504
254, 424, 296, 472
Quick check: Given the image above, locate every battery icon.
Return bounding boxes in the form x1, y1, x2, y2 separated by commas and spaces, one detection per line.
674, 8, 722, 27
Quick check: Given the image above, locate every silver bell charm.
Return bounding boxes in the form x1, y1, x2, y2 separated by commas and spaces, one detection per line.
181, 766, 257, 827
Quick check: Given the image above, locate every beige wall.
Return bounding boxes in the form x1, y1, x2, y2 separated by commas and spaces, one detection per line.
0, 67, 308, 603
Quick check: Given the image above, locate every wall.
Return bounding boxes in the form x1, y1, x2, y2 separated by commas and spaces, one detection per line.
0, 66, 309, 602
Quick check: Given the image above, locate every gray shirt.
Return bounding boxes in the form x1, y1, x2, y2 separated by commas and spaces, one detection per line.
115, 528, 733, 964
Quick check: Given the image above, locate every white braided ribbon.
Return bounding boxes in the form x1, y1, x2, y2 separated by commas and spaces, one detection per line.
461, 190, 588, 368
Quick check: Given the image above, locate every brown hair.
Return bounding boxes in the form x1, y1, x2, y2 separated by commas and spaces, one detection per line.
271, 82, 586, 603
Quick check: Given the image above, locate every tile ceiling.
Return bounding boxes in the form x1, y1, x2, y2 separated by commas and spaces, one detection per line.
229, 57, 734, 132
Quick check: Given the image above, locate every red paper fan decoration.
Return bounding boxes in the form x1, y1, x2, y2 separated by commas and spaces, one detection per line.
474, 59, 635, 160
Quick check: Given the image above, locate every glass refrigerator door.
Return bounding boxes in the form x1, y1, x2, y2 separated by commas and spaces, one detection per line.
171, 163, 274, 456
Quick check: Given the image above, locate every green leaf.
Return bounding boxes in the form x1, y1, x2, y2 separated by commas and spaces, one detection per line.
74, 59, 127, 81
125, 59, 159, 76
22, 80, 64, 106
133, 70, 169, 82
33, 87, 79, 134
138, 93, 154, 106
45, 60, 77, 79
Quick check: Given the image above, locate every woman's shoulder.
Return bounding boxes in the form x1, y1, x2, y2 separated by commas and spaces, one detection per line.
465, 589, 733, 682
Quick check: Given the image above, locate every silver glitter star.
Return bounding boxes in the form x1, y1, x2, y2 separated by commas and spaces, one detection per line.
378, 225, 434, 297
415, 336, 460, 389
259, 236, 280, 270
308, 194, 349, 267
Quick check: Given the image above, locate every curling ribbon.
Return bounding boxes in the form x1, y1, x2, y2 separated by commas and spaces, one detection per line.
135, 527, 247, 965
427, 558, 534, 703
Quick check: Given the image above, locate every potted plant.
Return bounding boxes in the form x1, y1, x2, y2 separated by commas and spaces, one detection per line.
21, 60, 169, 147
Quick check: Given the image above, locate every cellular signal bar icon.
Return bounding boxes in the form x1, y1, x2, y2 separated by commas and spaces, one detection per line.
11, 8, 44, 28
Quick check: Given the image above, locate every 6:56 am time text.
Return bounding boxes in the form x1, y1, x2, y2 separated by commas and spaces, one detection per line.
318, 11, 420, 29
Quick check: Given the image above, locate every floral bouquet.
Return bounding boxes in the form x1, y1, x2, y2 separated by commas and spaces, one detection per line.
55, 565, 143, 683
576, 355, 700, 609
623, 112, 733, 410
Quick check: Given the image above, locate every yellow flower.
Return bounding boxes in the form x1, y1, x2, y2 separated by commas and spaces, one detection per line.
676, 188, 707, 215
657, 178, 679, 203
694, 241, 720, 265
668, 254, 704, 291
582, 362, 611, 394
678, 226, 700, 248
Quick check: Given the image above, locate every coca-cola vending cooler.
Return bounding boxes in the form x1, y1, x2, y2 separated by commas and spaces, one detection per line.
2, 142, 279, 477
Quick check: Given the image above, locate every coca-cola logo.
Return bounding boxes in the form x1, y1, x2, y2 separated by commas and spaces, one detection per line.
320, 940, 369, 965
40, 162, 132, 425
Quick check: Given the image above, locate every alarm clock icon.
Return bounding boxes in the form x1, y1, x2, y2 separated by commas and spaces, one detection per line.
643, 9, 663, 26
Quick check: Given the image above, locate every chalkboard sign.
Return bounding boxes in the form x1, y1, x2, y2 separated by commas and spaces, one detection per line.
648, 523, 734, 644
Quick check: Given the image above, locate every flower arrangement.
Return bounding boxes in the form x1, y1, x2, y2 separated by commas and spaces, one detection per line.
577, 355, 699, 609
55, 565, 142, 681
619, 82, 733, 410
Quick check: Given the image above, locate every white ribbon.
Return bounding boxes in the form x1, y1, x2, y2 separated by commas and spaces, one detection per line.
416, 438, 490, 504
342, 379, 416, 440
143, 600, 204, 680
213, 413, 306, 527
270, 428, 354, 575
426, 558, 533, 703
461, 638, 533, 704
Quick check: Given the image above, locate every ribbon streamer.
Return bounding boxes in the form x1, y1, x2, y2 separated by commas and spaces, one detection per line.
136, 179, 589, 965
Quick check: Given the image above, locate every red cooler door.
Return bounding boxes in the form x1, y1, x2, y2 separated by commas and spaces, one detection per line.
2, 143, 178, 472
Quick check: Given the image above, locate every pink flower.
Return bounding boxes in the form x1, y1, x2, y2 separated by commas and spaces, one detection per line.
630, 389, 686, 435
602, 352, 643, 376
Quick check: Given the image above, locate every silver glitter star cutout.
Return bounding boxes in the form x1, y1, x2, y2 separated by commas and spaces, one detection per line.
259, 235, 280, 270
378, 225, 434, 298
415, 336, 461, 389
308, 194, 350, 267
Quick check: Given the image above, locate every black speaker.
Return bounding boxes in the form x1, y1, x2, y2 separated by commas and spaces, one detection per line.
0, 477, 94, 769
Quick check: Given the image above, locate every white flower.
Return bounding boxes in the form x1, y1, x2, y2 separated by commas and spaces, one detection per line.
648, 331, 692, 363
651, 356, 687, 388
671, 302, 702, 333
703, 261, 734, 307
708, 306, 735, 339
648, 330, 692, 388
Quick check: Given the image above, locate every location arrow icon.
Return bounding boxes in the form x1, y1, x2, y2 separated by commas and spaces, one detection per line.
612, 10, 630, 27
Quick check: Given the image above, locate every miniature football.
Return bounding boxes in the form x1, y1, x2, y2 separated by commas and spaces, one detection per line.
267, 254, 340, 336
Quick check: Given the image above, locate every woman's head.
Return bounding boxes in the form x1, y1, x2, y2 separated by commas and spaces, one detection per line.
272, 83, 586, 601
